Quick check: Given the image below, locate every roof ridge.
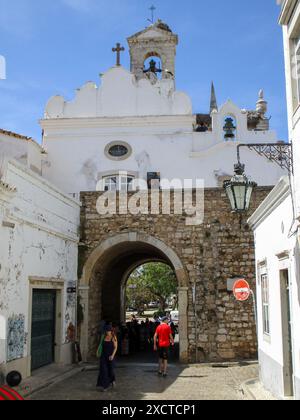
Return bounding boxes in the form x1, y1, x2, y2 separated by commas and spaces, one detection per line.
0, 128, 33, 141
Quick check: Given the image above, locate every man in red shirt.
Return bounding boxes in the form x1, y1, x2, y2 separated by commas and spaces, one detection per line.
154, 317, 174, 377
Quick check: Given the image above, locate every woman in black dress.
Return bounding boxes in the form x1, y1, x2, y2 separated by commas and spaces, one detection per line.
97, 325, 118, 392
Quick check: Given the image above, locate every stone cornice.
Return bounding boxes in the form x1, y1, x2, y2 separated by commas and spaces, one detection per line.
40, 115, 194, 128
248, 176, 291, 229
8, 211, 79, 244
127, 26, 178, 44
128, 37, 178, 45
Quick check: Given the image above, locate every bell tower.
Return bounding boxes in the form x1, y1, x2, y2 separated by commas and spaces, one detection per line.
127, 20, 178, 81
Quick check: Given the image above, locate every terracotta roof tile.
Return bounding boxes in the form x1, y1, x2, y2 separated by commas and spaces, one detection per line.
0, 180, 16, 193
0, 128, 32, 141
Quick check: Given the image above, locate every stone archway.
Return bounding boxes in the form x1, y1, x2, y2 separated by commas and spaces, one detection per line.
79, 232, 189, 363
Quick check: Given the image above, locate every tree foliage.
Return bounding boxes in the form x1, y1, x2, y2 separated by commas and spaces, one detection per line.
126, 262, 177, 313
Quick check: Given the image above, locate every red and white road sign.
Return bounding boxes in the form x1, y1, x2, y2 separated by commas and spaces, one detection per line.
233, 279, 251, 302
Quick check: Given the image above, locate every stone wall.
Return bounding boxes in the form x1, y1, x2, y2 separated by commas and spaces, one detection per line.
79, 187, 271, 362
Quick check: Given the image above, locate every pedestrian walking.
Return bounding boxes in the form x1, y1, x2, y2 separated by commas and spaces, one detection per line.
153, 317, 174, 378
96, 325, 118, 392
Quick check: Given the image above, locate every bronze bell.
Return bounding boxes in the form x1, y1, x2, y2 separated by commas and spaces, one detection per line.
223, 117, 236, 140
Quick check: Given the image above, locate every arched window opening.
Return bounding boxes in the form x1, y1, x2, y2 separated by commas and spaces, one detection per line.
143, 52, 163, 80
223, 116, 237, 141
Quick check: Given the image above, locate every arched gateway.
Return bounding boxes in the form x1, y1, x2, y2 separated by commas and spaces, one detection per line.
77, 188, 269, 364
79, 232, 189, 363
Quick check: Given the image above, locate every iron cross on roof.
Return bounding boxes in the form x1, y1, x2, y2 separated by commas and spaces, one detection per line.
148, 5, 156, 24
112, 43, 125, 67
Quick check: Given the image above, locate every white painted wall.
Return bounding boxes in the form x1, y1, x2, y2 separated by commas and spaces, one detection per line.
44, 67, 192, 119
0, 160, 80, 378
250, 0, 300, 400
249, 178, 300, 399
281, 1, 300, 218
41, 67, 284, 194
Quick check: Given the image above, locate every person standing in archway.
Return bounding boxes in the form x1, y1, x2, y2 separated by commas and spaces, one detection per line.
96, 325, 118, 392
153, 317, 174, 378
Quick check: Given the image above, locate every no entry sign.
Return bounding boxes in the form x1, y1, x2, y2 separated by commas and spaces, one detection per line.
233, 279, 251, 302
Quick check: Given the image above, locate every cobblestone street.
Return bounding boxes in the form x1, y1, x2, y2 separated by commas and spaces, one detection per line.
29, 362, 264, 401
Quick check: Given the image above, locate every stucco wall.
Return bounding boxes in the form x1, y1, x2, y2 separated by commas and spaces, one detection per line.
0, 133, 42, 175
41, 117, 283, 195
281, 5, 300, 218
0, 160, 80, 379
251, 190, 300, 399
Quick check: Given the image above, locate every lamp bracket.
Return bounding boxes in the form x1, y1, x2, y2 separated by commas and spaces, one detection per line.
237, 143, 293, 175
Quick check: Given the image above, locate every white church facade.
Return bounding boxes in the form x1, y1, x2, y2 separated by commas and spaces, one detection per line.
41, 21, 284, 196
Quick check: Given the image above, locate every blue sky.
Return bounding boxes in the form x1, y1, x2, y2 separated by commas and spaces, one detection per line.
0, 0, 288, 142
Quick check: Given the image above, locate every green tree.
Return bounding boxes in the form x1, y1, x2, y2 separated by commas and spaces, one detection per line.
126, 275, 156, 316
126, 263, 177, 312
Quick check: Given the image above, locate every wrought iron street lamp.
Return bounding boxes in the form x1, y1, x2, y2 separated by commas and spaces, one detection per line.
224, 162, 257, 213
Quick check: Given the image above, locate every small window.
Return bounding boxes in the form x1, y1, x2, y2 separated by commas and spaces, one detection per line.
103, 175, 134, 192
105, 142, 132, 161
108, 145, 129, 158
261, 274, 270, 335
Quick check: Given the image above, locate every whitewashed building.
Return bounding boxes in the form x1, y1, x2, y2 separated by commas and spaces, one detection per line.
40, 20, 284, 195
248, 0, 300, 400
0, 131, 80, 380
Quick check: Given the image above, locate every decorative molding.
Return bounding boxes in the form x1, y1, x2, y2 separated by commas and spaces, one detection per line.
8, 211, 79, 244
104, 141, 133, 161
97, 169, 138, 179
2, 221, 15, 229
258, 258, 267, 268
276, 250, 290, 260
29, 276, 65, 289
40, 115, 194, 131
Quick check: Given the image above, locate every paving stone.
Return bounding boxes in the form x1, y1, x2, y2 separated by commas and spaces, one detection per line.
29, 362, 273, 401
